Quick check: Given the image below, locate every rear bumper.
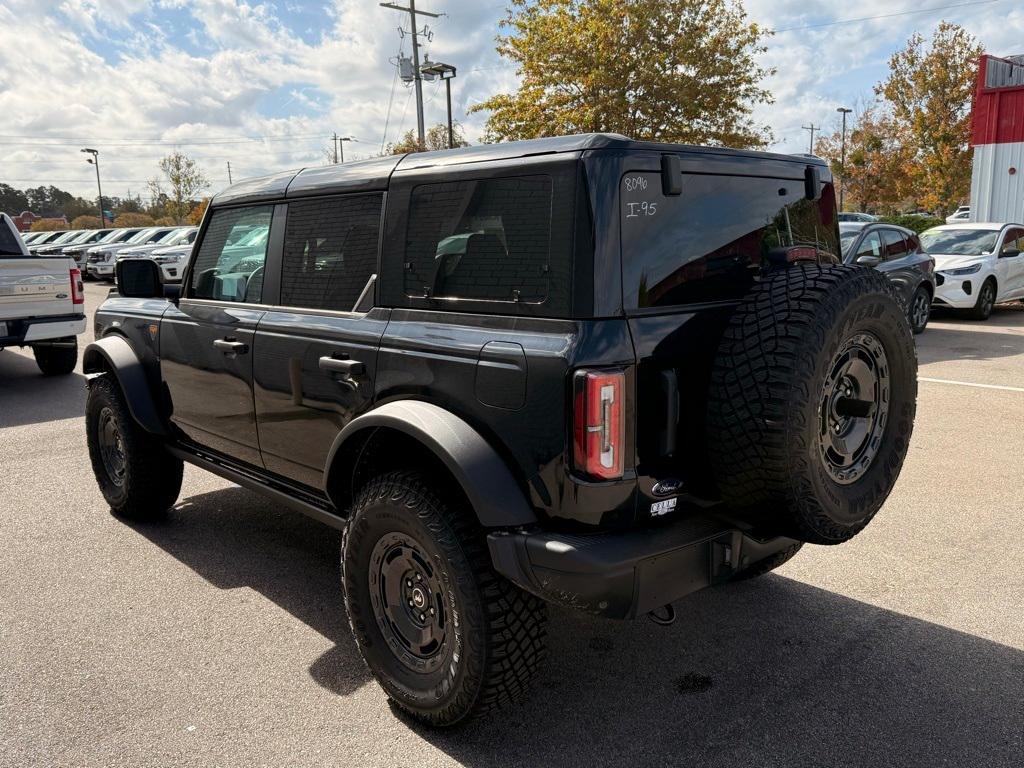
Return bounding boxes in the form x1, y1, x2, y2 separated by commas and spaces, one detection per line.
1, 314, 85, 346
488, 516, 798, 619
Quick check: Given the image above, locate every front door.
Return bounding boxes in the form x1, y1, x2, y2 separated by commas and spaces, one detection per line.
996, 227, 1024, 300
253, 193, 388, 488
160, 203, 277, 466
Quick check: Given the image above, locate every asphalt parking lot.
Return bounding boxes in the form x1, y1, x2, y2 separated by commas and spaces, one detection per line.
2, 281, 1022, 768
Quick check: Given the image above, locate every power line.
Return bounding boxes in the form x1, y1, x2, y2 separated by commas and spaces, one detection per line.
772, 0, 1001, 33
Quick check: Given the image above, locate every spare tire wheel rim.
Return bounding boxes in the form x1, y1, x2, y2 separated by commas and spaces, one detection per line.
818, 331, 890, 485
369, 532, 449, 674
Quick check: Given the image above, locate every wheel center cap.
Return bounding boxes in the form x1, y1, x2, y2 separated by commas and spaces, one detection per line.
411, 587, 426, 608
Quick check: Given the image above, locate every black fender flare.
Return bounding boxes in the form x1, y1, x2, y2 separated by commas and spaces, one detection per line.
82, 336, 166, 435
324, 400, 537, 528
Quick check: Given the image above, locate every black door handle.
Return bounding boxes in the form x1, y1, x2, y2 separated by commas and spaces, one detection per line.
319, 355, 365, 379
213, 338, 249, 355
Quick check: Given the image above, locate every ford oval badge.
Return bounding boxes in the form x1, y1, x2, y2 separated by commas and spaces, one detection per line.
652, 479, 683, 497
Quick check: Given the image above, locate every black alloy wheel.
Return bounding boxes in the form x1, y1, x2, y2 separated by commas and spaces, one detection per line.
817, 332, 890, 486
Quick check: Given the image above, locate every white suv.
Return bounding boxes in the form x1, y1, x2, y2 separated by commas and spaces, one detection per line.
921, 223, 1024, 320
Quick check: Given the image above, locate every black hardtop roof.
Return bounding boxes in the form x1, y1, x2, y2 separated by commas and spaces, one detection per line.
210, 133, 829, 207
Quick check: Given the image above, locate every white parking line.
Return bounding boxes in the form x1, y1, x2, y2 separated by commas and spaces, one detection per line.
919, 377, 1024, 393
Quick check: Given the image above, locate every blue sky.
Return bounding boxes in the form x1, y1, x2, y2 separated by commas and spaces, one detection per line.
1, 0, 1022, 202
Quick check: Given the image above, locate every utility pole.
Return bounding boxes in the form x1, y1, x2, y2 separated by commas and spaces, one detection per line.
836, 107, 852, 212
381, 1, 442, 147
227, 161, 233, 184
332, 132, 339, 164
802, 124, 820, 155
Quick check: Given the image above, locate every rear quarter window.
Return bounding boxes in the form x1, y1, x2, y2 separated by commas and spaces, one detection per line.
621, 172, 839, 309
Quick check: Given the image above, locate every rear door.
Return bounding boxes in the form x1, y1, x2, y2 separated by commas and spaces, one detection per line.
253, 193, 387, 488
160, 204, 278, 466
879, 228, 917, 305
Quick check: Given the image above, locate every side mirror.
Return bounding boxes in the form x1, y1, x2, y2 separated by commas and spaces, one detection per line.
855, 254, 881, 267
115, 258, 164, 299
1001, 249, 1021, 258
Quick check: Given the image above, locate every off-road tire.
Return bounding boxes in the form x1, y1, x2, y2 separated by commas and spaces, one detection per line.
86, 375, 183, 520
732, 543, 804, 581
967, 278, 996, 320
707, 265, 917, 544
33, 339, 77, 376
341, 471, 547, 727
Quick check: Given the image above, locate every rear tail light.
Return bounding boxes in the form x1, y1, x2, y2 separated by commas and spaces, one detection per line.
70, 268, 84, 305
573, 368, 625, 480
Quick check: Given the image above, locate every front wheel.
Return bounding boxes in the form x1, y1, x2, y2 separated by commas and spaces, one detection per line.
33, 338, 77, 375
342, 472, 547, 726
967, 278, 996, 320
909, 286, 931, 334
86, 376, 183, 520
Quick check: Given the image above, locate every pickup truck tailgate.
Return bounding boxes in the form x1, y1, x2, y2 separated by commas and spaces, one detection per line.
0, 258, 77, 321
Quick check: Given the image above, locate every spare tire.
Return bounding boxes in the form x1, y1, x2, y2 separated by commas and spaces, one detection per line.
707, 265, 917, 544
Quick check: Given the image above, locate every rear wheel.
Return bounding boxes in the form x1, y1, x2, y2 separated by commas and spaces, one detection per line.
967, 278, 996, 320
909, 286, 931, 334
342, 471, 547, 726
33, 338, 77, 375
86, 376, 182, 520
707, 265, 918, 544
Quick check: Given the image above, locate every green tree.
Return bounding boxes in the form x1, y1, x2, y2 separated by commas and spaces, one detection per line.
471, 0, 773, 148
387, 123, 470, 154
148, 151, 209, 224
0, 183, 29, 214
875, 22, 983, 216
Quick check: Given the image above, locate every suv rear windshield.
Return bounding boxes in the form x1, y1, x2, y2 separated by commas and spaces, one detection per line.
621, 172, 839, 309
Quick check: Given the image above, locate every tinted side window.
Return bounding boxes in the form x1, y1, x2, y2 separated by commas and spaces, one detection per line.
1001, 228, 1024, 253
621, 172, 840, 308
404, 176, 553, 303
279, 194, 381, 311
856, 231, 883, 260
190, 205, 273, 303
881, 229, 909, 260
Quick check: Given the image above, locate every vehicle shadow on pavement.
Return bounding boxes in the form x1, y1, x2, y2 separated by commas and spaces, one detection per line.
133, 486, 372, 696
0, 351, 86, 428
134, 487, 1022, 768
922, 305, 1024, 364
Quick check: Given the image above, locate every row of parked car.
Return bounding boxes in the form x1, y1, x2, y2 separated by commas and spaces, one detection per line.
839, 219, 1024, 331
21, 225, 196, 282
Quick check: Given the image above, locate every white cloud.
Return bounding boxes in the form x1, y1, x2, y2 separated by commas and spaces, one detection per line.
0, 0, 1020, 202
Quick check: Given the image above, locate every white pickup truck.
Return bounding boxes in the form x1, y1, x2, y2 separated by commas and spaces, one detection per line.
0, 214, 86, 375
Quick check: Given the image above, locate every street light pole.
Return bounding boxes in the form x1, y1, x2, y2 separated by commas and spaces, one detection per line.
81, 148, 104, 225
836, 107, 853, 212
420, 60, 457, 149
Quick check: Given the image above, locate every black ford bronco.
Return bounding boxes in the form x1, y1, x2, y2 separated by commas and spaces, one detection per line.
84, 134, 917, 726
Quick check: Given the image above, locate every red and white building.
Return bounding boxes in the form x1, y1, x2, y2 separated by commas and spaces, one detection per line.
970, 54, 1024, 222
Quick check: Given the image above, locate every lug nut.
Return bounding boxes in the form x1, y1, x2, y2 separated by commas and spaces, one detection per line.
406, 579, 412, 587
429, 607, 435, 616
419, 613, 425, 621
415, 574, 422, 582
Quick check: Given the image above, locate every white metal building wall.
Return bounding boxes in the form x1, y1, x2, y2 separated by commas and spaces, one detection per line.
969, 142, 1024, 223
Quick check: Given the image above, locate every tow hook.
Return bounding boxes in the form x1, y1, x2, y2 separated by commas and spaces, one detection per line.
647, 604, 676, 626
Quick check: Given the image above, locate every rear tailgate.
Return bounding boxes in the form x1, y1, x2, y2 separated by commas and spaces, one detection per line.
0, 258, 78, 322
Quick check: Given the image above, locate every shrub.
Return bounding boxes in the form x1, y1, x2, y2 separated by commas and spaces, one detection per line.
71, 215, 103, 229
878, 214, 944, 233
30, 218, 67, 232
113, 212, 154, 228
